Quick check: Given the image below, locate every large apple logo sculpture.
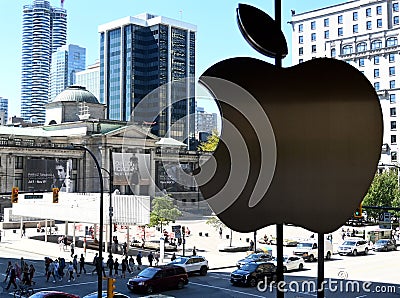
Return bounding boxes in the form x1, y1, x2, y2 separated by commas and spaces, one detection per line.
196, 4, 383, 234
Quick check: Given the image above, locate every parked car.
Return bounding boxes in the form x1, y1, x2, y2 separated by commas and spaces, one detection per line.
236, 253, 274, 268
230, 261, 276, 287
372, 239, 397, 252
29, 291, 79, 298
271, 255, 304, 272
168, 256, 209, 276
338, 237, 369, 256
126, 265, 188, 294
293, 239, 333, 261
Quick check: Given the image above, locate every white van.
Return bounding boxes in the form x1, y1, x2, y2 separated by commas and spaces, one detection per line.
293, 238, 333, 262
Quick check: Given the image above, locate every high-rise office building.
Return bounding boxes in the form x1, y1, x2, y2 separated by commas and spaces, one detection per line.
195, 106, 218, 136
75, 60, 100, 100
98, 13, 196, 148
291, 0, 400, 165
0, 97, 8, 124
50, 44, 86, 101
21, 0, 67, 123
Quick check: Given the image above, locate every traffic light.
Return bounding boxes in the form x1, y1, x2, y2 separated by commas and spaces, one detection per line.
107, 277, 116, 297
353, 203, 363, 218
11, 187, 19, 203
52, 188, 59, 203
182, 226, 185, 235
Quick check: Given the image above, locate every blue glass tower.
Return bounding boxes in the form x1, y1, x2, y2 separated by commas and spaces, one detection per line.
21, 0, 67, 123
98, 13, 196, 148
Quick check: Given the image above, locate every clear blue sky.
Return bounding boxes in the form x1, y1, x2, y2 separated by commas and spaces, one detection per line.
0, 0, 345, 117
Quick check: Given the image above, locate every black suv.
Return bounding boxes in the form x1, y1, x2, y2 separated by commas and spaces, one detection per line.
127, 265, 188, 294
230, 261, 276, 287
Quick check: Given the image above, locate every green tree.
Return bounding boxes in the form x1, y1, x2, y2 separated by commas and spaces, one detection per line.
198, 129, 220, 152
148, 195, 182, 231
363, 169, 400, 220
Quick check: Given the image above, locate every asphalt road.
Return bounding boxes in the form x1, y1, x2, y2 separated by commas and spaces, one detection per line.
1, 244, 400, 297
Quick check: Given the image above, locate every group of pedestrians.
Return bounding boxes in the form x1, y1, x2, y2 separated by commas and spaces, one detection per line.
4, 257, 35, 291
44, 253, 87, 283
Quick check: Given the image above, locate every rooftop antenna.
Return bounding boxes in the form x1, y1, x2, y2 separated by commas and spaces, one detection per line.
61, 0, 65, 8
179, 10, 183, 20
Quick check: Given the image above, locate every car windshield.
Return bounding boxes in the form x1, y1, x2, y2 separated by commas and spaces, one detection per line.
137, 267, 158, 278
342, 241, 356, 246
239, 263, 258, 271
297, 243, 313, 248
170, 257, 188, 264
246, 253, 262, 260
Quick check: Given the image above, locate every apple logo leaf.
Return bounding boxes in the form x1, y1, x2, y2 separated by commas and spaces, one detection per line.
237, 3, 288, 58
196, 7, 383, 234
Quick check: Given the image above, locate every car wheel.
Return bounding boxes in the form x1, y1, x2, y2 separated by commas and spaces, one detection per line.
298, 263, 304, 270
200, 266, 208, 276
309, 255, 315, 262
177, 280, 185, 289
353, 250, 358, 256
249, 277, 257, 287
326, 251, 331, 260
364, 248, 368, 255
146, 285, 153, 294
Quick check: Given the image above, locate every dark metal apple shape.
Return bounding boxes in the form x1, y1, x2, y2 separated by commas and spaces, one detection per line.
237, 3, 288, 58
197, 57, 382, 234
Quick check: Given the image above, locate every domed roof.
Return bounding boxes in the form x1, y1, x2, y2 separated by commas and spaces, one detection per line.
52, 86, 99, 104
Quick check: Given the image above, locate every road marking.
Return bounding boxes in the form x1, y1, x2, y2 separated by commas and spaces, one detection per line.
35, 280, 97, 291
189, 281, 267, 297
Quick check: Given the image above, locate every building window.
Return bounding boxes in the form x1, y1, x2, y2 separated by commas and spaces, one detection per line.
394, 2, 399, 12
331, 48, 336, 57
342, 45, 353, 55
391, 107, 397, 116
338, 27, 343, 36
371, 40, 382, 49
390, 94, 396, 103
366, 8, 372, 17
15, 173, 23, 190
299, 36, 303, 43
394, 16, 400, 25
338, 15, 343, 24
387, 37, 398, 47
374, 69, 380, 78
311, 21, 316, 30
311, 33, 316, 41
299, 59, 303, 63
377, 5, 382, 15
367, 21, 372, 30
299, 24, 303, 32
391, 121, 397, 130
359, 58, 365, 66
374, 82, 380, 90
391, 151, 398, 162
390, 66, 396, 76
374, 56, 380, 64
15, 156, 23, 169
299, 47, 303, 55
324, 18, 329, 27
391, 135, 397, 144
324, 30, 329, 39
390, 80, 396, 89
356, 42, 367, 52
353, 24, 359, 33
377, 19, 383, 28
389, 53, 395, 62
353, 11, 358, 21
311, 45, 316, 53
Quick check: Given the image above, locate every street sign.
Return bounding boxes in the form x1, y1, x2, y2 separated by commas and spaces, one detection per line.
24, 194, 43, 199
379, 212, 392, 229
172, 225, 182, 239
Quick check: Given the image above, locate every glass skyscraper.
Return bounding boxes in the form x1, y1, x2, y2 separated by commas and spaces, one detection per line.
0, 97, 8, 124
50, 44, 86, 101
21, 0, 67, 123
98, 13, 196, 148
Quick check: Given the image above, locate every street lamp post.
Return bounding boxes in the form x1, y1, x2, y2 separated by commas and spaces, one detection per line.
73, 145, 104, 298
101, 167, 113, 254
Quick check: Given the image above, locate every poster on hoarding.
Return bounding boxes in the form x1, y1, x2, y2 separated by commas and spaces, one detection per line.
25, 158, 73, 192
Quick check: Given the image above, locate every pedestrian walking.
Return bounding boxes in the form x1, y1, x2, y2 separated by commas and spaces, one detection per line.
136, 251, 142, 270
122, 242, 127, 256
154, 251, 160, 266
21, 223, 26, 237
113, 258, 119, 277
171, 252, 177, 261
192, 246, 197, 256
63, 235, 68, 251
121, 258, 127, 278
79, 254, 86, 274
4, 261, 12, 282
46, 260, 55, 282
29, 264, 35, 285
72, 255, 79, 277
147, 252, 154, 267
107, 255, 114, 277
219, 227, 223, 239
70, 242, 75, 258
22, 263, 29, 285
0, 229, 2, 242
5, 267, 17, 290
91, 253, 98, 274
67, 262, 75, 282
128, 255, 135, 272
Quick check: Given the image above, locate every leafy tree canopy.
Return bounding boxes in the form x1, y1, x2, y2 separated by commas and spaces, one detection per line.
198, 129, 220, 152
148, 195, 182, 228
